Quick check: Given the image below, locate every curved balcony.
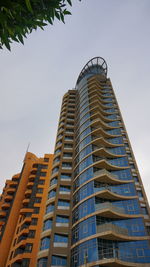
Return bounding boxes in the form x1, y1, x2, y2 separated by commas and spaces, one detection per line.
0, 211, 6, 218
93, 169, 132, 185
1, 203, 10, 210
28, 174, 36, 181
26, 182, 34, 189
20, 208, 33, 215
24, 189, 32, 197
91, 125, 121, 139
12, 173, 20, 181
92, 158, 128, 171
9, 181, 18, 187
7, 188, 16, 195
95, 202, 139, 219
94, 189, 135, 201
22, 199, 30, 206
5, 195, 13, 202
92, 136, 123, 148
90, 109, 116, 124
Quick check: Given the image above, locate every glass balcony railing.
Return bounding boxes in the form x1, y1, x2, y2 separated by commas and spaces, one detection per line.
95, 202, 125, 215
93, 169, 118, 180
97, 223, 128, 236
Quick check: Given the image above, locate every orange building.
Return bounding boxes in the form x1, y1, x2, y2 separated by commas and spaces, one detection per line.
0, 152, 53, 267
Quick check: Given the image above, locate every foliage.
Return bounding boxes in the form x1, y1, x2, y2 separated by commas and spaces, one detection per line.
0, 0, 75, 50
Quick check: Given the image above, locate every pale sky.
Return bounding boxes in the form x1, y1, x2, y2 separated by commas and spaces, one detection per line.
0, 0, 150, 202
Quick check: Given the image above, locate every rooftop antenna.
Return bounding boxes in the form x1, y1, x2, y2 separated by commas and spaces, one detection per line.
26, 142, 30, 153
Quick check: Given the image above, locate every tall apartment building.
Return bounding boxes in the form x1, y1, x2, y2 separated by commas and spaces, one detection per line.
0, 152, 53, 267
37, 57, 150, 267
0, 57, 150, 267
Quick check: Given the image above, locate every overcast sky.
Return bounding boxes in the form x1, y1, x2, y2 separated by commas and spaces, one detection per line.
0, 0, 150, 202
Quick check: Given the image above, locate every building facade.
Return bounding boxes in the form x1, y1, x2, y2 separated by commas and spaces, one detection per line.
0, 152, 53, 267
37, 57, 150, 267
0, 57, 150, 267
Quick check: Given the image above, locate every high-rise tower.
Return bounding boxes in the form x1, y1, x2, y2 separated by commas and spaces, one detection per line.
38, 57, 150, 267
0, 57, 150, 267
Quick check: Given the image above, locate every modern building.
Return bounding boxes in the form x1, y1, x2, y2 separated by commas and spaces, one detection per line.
37, 57, 150, 267
0, 152, 53, 267
0, 57, 150, 267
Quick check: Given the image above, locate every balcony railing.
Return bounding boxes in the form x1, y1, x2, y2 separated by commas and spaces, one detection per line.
95, 202, 125, 215
93, 169, 118, 180
97, 223, 128, 236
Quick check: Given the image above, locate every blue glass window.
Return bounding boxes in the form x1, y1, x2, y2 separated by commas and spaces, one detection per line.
46, 204, 54, 214
60, 186, 70, 192
48, 190, 56, 198
107, 136, 123, 144
58, 200, 70, 207
56, 216, 69, 223
111, 169, 133, 180
108, 146, 125, 155
106, 128, 121, 135
37, 258, 47, 267
108, 157, 129, 167
107, 121, 119, 127
43, 219, 52, 231
40, 237, 50, 250
54, 234, 68, 243
52, 255, 67, 266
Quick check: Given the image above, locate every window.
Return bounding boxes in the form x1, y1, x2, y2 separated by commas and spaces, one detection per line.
35, 197, 42, 203
22, 259, 30, 267
56, 216, 69, 223
52, 255, 67, 266
141, 207, 148, 215
131, 224, 139, 232
63, 152, 72, 158
37, 258, 47, 267
46, 204, 54, 214
64, 144, 73, 148
28, 230, 35, 238
136, 248, 145, 257
127, 204, 134, 211
58, 200, 70, 207
31, 218, 38, 225
37, 188, 43, 194
50, 178, 57, 186
39, 180, 45, 185
40, 172, 46, 177
48, 190, 56, 198
34, 207, 40, 214
64, 136, 73, 140
61, 173, 71, 179
25, 243, 33, 252
62, 162, 72, 169
54, 234, 68, 243
83, 224, 88, 233
60, 186, 70, 192
44, 158, 49, 162
43, 219, 52, 231
40, 237, 50, 250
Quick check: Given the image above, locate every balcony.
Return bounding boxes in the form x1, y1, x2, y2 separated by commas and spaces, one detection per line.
1, 203, 10, 210
20, 208, 33, 215
26, 182, 34, 189
0, 211, 6, 218
24, 189, 32, 197
97, 223, 128, 237
95, 202, 126, 218
5, 195, 13, 202
7, 188, 16, 194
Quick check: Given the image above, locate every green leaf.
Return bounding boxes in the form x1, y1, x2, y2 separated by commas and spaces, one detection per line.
55, 11, 60, 20
67, 0, 72, 6
25, 0, 33, 13
60, 12, 65, 23
63, 9, 71, 15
